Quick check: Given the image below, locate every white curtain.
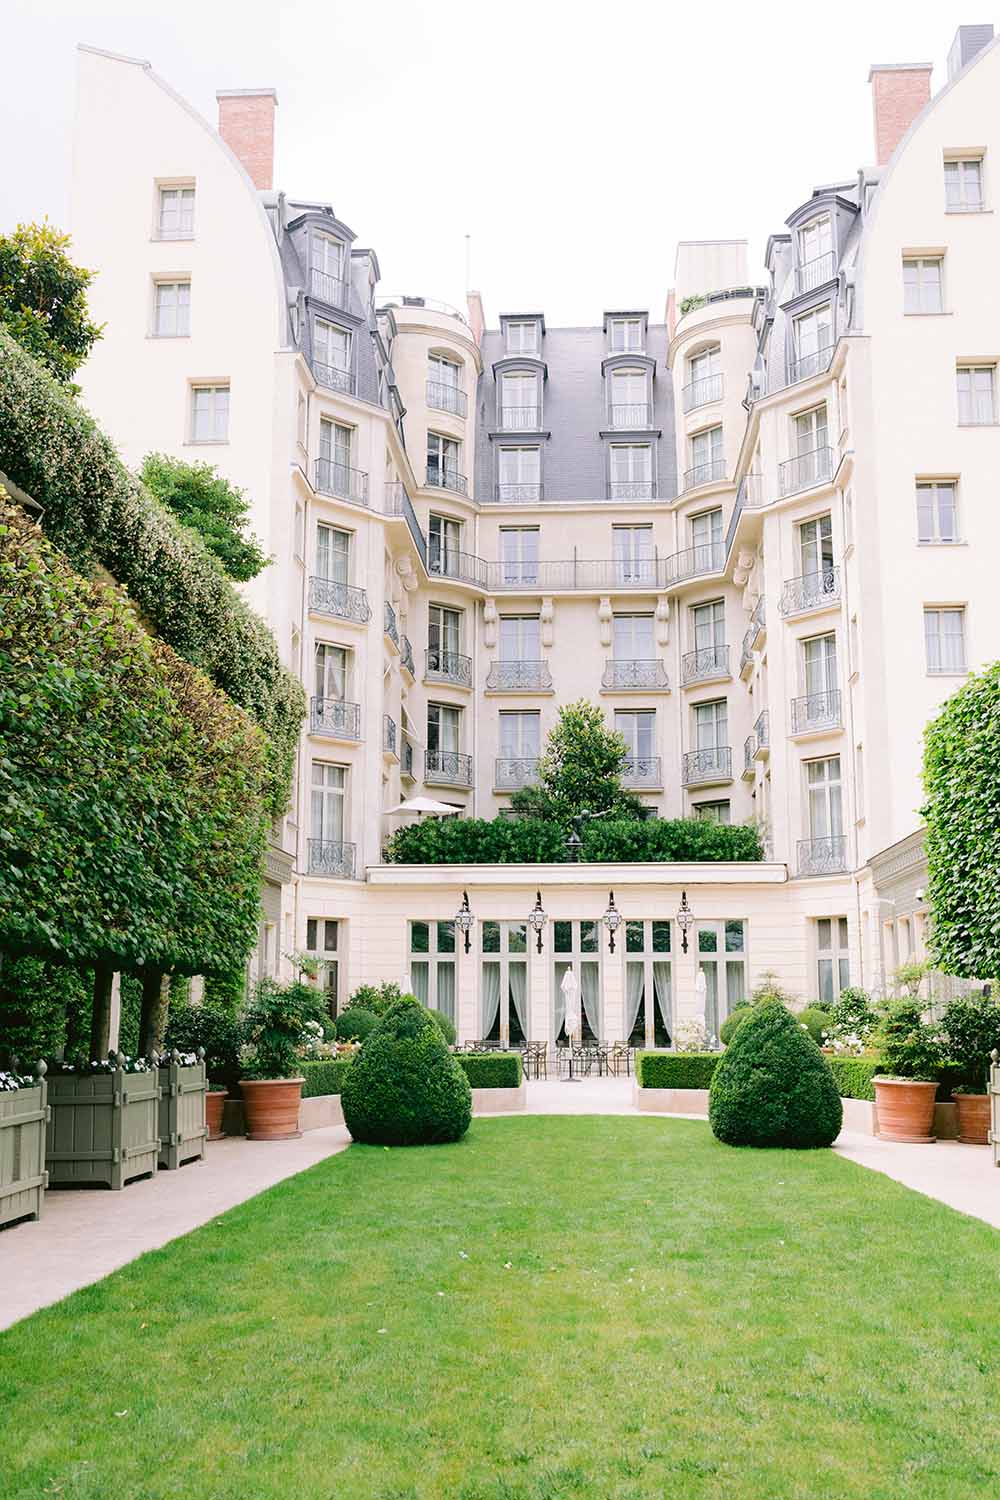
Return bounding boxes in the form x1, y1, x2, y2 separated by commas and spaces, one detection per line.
701, 962, 719, 1040
411, 962, 429, 1008
653, 963, 672, 1041
509, 963, 527, 1039
481, 963, 501, 1039
554, 963, 568, 1039
437, 962, 455, 1023
581, 962, 601, 1040
624, 963, 645, 1042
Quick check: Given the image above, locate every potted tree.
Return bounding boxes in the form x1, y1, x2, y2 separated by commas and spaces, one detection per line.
239, 979, 326, 1140
939, 993, 1000, 1145
873, 1001, 943, 1143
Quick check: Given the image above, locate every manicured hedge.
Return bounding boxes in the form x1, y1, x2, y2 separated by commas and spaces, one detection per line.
385, 815, 763, 865
636, 1052, 720, 1089
456, 1053, 523, 1089
581, 818, 763, 863
709, 1000, 842, 1148
826, 1057, 879, 1101
300, 1059, 354, 1098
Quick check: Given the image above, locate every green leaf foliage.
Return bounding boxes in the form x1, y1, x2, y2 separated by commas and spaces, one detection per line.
719, 1006, 753, 1046
637, 1051, 720, 1089
0, 956, 90, 1064
938, 994, 1000, 1092
164, 1000, 244, 1090
333, 1007, 379, 1043
455, 1052, 522, 1089
922, 662, 1000, 978
426, 1007, 457, 1046
876, 1001, 944, 1082
0, 331, 303, 814
797, 1006, 834, 1045
827, 987, 878, 1044
241, 979, 327, 1081
299, 1058, 354, 1097
708, 1000, 843, 1148
509, 700, 644, 828
139, 453, 269, 582
341, 997, 472, 1146
341, 981, 405, 1016
0, 222, 102, 384
0, 501, 271, 973
384, 815, 762, 865
580, 818, 762, 863
826, 1056, 879, 1101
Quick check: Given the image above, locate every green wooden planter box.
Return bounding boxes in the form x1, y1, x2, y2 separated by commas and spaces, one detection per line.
0, 1067, 49, 1227
157, 1050, 208, 1170
46, 1060, 160, 1189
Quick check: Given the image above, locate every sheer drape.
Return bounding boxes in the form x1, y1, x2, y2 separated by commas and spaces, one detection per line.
653, 963, 672, 1041
554, 963, 568, 1038
701, 963, 719, 1040
509, 963, 527, 1037
437, 962, 455, 1023
481, 963, 501, 1038
624, 963, 645, 1042
411, 962, 429, 1008
581, 962, 601, 1040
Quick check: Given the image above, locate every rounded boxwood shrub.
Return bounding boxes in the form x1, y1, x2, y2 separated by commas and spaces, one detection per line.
709, 999, 843, 1148
426, 1007, 456, 1046
333, 1007, 379, 1044
797, 1006, 833, 1045
720, 1005, 753, 1046
341, 997, 472, 1146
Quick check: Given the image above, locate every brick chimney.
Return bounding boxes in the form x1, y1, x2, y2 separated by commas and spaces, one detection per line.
216, 88, 278, 190
868, 64, 932, 166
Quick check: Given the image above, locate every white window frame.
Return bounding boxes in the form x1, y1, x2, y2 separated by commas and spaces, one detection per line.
608, 318, 644, 353
157, 184, 195, 239
624, 919, 673, 1047
499, 614, 541, 660
957, 364, 997, 426
409, 920, 457, 1021
153, 279, 191, 337
480, 920, 530, 1044
504, 321, 540, 356
902, 257, 943, 315
553, 920, 602, 1043
189, 383, 230, 444
806, 756, 842, 840
696, 920, 747, 1039
499, 527, 539, 585
944, 155, 985, 212
916, 481, 959, 544
816, 916, 850, 1004
310, 760, 346, 844
923, 607, 967, 675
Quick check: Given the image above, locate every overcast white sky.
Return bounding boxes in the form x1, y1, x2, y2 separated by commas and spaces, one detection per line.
1, 0, 983, 325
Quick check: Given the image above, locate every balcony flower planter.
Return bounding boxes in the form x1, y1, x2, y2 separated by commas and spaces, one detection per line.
46, 1055, 160, 1189
239, 1078, 304, 1140
156, 1049, 208, 1169
206, 1088, 228, 1141
0, 1064, 49, 1228
953, 1089, 991, 1146
873, 1077, 939, 1143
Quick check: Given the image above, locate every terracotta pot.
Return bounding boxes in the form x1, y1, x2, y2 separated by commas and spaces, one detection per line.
874, 1077, 939, 1142
206, 1089, 228, 1141
954, 1092, 991, 1145
239, 1078, 304, 1141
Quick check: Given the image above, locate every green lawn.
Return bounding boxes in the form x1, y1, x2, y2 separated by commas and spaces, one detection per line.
2, 1117, 999, 1499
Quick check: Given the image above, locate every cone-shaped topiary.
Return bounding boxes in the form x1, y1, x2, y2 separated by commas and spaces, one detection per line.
709, 998, 843, 1148
341, 996, 472, 1146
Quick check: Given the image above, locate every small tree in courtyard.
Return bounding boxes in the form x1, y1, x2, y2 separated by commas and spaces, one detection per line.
0, 221, 102, 385
510, 700, 643, 827
139, 453, 269, 582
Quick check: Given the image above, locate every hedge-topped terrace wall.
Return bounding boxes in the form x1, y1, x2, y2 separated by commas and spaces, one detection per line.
0, 331, 303, 814
0, 500, 270, 974
384, 817, 764, 865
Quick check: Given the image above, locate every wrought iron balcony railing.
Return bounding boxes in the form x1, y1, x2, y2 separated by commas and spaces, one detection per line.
795, 251, 836, 294
797, 835, 847, 876
791, 689, 842, 734
497, 406, 541, 431
607, 479, 656, 501
308, 576, 372, 623
668, 541, 725, 582
400, 635, 415, 676
426, 380, 467, 417
383, 714, 397, 755
787, 344, 835, 385
750, 594, 766, 641
425, 648, 473, 686
754, 711, 769, 753
307, 839, 356, 879
681, 374, 723, 412
622, 756, 662, 787
681, 645, 730, 684
401, 738, 415, 778
779, 567, 841, 616
310, 697, 361, 739
743, 734, 757, 776
427, 546, 488, 586
739, 634, 754, 676
601, 659, 669, 691
313, 361, 356, 395
383, 484, 428, 567
425, 465, 468, 495
684, 458, 727, 491
494, 757, 540, 790
682, 746, 733, 785
779, 446, 833, 497
607, 402, 653, 428
384, 599, 399, 645
310, 266, 349, 308
425, 750, 473, 787
737, 472, 765, 508
486, 660, 553, 691
314, 458, 369, 505
493, 483, 544, 503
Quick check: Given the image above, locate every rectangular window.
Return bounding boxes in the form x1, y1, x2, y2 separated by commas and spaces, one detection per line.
795, 405, 828, 454
315, 523, 350, 583
691, 599, 726, 651
427, 432, 461, 487
798, 214, 833, 267
410, 921, 456, 1023
153, 280, 191, 337
916, 481, 958, 543
902, 257, 943, 314
816, 916, 850, 1004
609, 368, 649, 425
945, 156, 984, 211
923, 607, 966, 674
697, 920, 746, 1039
688, 345, 720, 383
499, 710, 540, 757
310, 761, 346, 843
806, 757, 842, 839
553, 921, 602, 1043
499, 527, 539, 585
690, 508, 723, 565
798, 513, 833, 575
693, 800, 730, 824
499, 614, 540, 660
609, 318, 644, 353
479, 921, 530, 1044
428, 602, 462, 660
311, 232, 345, 285
694, 698, 727, 750
318, 418, 353, 495
314, 320, 351, 374
499, 372, 539, 429
612, 613, 655, 659
305, 917, 340, 1011
158, 185, 195, 238
612, 524, 654, 584
504, 321, 540, 356
792, 305, 833, 378
190, 384, 229, 443
624, 919, 672, 1046
802, 634, 838, 696
314, 642, 349, 701
615, 709, 656, 758
429, 353, 460, 388
497, 446, 541, 497
688, 425, 724, 484
957, 365, 996, 425
427, 702, 461, 752
428, 513, 462, 573
609, 444, 653, 497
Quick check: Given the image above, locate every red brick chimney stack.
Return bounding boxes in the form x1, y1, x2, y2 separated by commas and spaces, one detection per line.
216, 89, 278, 190
868, 64, 932, 166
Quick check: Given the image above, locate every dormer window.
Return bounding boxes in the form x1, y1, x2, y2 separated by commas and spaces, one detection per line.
609, 318, 644, 353
505, 321, 540, 356
311, 232, 347, 306
314, 320, 353, 394
608, 368, 650, 428
796, 214, 834, 292
499, 371, 540, 430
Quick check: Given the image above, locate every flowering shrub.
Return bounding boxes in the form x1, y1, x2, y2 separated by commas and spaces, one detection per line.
240, 979, 327, 1080
674, 1018, 716, 1052
52, 1054, 150, 1075
0, 1069, 33, 1092
827, 987, 878, 1045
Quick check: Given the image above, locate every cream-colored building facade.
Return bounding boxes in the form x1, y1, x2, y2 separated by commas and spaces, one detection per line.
69, 28, 999, 1045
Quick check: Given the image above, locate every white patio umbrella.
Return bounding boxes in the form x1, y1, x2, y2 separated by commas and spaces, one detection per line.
385, 796, 461, 816
695, 969, 708, 1037
561, 967, 581, 1043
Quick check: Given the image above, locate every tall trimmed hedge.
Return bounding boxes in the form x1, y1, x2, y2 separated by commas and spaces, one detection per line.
300, 1058, 354, 1098
826, 1056, 879, 1101
636, 1052, 720, 1089
0, 331, 303, 813
385, 815, 763, 865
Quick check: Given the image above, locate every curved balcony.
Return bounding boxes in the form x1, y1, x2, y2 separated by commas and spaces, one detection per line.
426, 380, 468, 418
310, 697, 361, 740
425, 465, 468, 496
486, 660, 553, 691
622, 756, 662, 788
797, 835, 847, 876
497, 406, 541, 431
668, 542, 725, 583
683, 458, 727, 492
383, 714, 398, 757
314, 458, 369, 505
494, 757, 540, 791
427, 547, 488, 587
779, 567, 841, 617
607, 480, 656, 502
682, 746, 732, 786
425, 750, 473, 787
681, 374, 723, 412
307, 839, 356, 879
791, 690, 842, 735
753, 711, 770, 759
602, 659, 669, 691
681, 645, 730, 685
400, 635, 415, 677
425, 648, 473, 687
779, 446, 833, 497
313, 362, 356, 395
607, 402, 653, 429
310, 266, 349, 309
308, 577, 372, 623
742, 734, 757, 779
493, 483, 544, 504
